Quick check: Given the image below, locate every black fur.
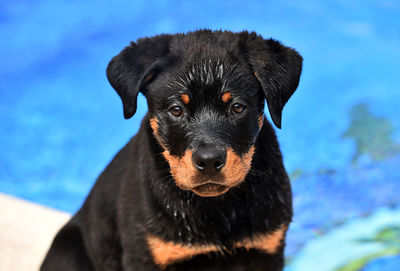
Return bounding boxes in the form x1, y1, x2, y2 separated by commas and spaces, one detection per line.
41, 30, 302, 271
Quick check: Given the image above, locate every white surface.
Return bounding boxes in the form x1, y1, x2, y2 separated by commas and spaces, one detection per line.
0, 193, 70, 271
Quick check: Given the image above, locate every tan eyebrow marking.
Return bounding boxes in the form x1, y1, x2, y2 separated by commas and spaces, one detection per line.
181, 94, 190, 104
221, 92, 231, 103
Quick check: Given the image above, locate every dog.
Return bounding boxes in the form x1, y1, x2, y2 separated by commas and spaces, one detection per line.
41, 30, 302, 271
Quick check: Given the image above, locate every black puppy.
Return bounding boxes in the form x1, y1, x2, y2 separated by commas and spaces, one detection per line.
41, 30, 302, 271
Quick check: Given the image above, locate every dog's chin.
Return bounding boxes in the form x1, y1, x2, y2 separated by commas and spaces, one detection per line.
190, 183, 230, 197
174, 173, 248, 197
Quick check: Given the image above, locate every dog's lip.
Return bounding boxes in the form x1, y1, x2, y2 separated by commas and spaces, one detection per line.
191, 183, 230, 197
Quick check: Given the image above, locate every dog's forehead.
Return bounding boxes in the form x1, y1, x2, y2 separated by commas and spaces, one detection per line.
165, 35, 250, 95
172, 59, 229, 91
162, 58, 258, 101
148, 34, 261, 104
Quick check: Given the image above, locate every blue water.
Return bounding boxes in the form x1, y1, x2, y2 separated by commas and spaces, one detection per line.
1, 1, 400, 270
362, 255, 400, 271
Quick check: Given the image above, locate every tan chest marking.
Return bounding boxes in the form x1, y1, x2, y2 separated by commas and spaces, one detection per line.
146, 225, 287, 268
146, 235, 222, 268
235, 225, 287, 254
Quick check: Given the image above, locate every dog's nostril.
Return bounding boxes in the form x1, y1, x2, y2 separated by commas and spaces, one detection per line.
192, 148, 226, 173
214, 160, 225, 170
196, 161, 206, 170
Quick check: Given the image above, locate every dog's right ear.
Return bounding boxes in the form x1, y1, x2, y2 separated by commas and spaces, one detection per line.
106, 35, 172, 119
245, 34, 303, 129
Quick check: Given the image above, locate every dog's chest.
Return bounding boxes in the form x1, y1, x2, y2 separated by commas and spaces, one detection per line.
145, 225, 286, 269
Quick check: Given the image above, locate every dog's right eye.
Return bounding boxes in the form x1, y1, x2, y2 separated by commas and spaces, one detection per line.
169, 106, 183, 117
231, 103, 246, 114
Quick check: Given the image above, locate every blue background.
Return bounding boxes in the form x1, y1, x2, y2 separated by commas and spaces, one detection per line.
1, 1, 399, 270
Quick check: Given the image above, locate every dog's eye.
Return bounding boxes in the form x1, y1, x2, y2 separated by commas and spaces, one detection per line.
169, 106, 183, 117
231, 103, 246, 114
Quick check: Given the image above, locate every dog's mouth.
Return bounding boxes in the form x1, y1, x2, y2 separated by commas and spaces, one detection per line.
162, 147, 255, 197
191, 183, 230, 197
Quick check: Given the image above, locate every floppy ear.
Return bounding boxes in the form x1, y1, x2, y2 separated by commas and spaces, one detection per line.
247, 37, 303, 128
106, 35, 172, 119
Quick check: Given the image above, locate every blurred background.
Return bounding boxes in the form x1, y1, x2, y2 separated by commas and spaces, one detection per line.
1, 0, 400, 270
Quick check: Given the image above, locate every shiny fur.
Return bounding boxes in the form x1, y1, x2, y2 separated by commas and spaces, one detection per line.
41, 30, 302, 271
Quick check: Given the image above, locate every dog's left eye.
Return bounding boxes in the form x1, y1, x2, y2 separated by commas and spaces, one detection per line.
169, 106, 183, 117
231, 103, 246, 114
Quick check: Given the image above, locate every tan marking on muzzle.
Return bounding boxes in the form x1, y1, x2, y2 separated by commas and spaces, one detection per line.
181, 94, 190, 104
149, 118, 166, 149
146, 224, 287, 268
163, 146, 256, 195
221, 146, 255, 187
150, 120, 198, 190
162, 150, 196, 190
149, 118, 158, 133
258, 114, 264, 130
221, 92, 232, 103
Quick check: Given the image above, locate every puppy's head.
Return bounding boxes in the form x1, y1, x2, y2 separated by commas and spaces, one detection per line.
107, 30, 302, 197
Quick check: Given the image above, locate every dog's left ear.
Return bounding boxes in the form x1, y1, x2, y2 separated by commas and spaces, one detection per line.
106, 35, 172, 119
247, 37, 303, 128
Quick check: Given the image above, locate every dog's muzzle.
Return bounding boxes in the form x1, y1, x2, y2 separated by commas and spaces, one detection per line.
163, 146, 254, 198
190, 148, 230, 197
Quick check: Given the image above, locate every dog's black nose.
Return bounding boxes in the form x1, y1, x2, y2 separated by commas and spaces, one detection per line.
192, 148, 226, 173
